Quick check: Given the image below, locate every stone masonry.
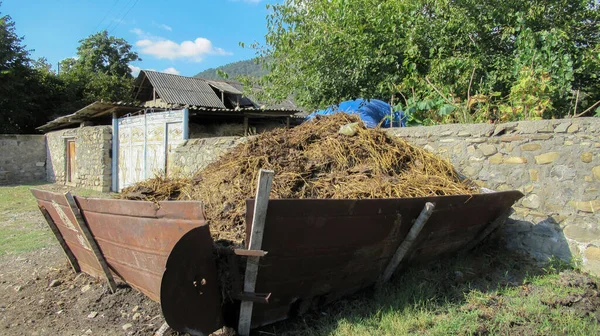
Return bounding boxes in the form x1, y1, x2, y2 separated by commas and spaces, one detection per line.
172, 117, 600, 275
171, 136, 247, 176
46, 126, 112, 192
387, 117, 600, 274
0, 134, 46, 184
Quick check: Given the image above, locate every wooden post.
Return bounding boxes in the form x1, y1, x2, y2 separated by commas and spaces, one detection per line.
237, 169, 274, 336
38, 205, 81, 273
460, 209, 513, 254
379, 202, 435, 285
243, 116, 249, 137
286, 117, 290, 129
63, 192, 118, 293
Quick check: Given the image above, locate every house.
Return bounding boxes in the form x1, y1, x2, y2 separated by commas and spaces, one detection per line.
40, 70, 302, 192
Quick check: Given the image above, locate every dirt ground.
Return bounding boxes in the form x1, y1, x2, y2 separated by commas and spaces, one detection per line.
0, 184, 172, 336
0, 240, 171, 336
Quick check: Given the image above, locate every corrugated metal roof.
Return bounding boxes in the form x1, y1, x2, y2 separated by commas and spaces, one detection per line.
206, 80, 243, 95
37, 101, 142, 131
143, 70, 226, 109
38, 100, 303, 131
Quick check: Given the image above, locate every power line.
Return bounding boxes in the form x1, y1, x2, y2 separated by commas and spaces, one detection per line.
104, 0, 136, 33
92, 0, 121, 34
109, 0, 141, 35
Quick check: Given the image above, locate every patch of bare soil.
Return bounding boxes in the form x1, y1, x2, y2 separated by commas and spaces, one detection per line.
542, 272, 600, 322
0, 247, 167, 335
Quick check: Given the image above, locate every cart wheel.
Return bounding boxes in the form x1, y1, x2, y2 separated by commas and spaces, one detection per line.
160, 225, 223, 336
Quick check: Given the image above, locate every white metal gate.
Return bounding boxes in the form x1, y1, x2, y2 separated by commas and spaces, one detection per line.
117, 110, 186, 191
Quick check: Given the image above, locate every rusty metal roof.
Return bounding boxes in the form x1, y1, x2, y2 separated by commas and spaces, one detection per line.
141, 70, 226, 109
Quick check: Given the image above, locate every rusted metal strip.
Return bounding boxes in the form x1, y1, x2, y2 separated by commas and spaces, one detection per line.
379, 202, 435, 285
38, 205, 81, 273
238, 169, 274, 336
63, 192, 118, 293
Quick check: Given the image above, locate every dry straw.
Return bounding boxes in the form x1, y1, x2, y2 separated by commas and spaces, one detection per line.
120, 114, 476, 244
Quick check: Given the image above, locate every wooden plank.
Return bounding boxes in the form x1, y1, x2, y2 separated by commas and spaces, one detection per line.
38, 205, 81, 273
238, 169, 274, 336
378, 202, 435, 285
63, 192, 118, 293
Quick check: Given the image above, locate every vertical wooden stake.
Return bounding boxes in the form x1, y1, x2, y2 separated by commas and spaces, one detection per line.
243, 116, 249, 137
38, 205, 81, 273
238, 169, 274, 336
379, 202, 435, 285
63, 192, 118, 293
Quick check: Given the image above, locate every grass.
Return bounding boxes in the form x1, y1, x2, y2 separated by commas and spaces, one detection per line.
266, 243, 600, 336
0, 184, 52, 255
0, 183, 108, 255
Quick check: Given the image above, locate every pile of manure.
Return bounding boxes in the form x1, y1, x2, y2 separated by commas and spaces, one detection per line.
120, 113, 476, 244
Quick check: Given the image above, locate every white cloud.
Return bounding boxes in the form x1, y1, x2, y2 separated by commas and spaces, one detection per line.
131, 28, 145, 36
161, 67, 180, 75
129, 65, 141, 76
130, 28, 230, 62
136, 37, 232, 62
153, 22, 172, 31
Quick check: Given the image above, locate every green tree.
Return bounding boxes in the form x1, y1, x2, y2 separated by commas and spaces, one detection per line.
257, 0, 600, 122
59, 30, 141, 106
0, 4, 140, 133
0, 6, 48, 133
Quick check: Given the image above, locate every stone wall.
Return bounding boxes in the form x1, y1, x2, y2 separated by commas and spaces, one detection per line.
387, 117, 600, 274
46, 126, 112, 192
173, 117, 600, 274
0, 135, 47, 184
171, 136, 247, 176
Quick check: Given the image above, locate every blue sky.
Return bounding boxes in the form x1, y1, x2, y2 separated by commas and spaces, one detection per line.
2, 0, 275, 76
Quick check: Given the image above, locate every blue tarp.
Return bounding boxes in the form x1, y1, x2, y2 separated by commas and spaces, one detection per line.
305, 99, 405, 128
